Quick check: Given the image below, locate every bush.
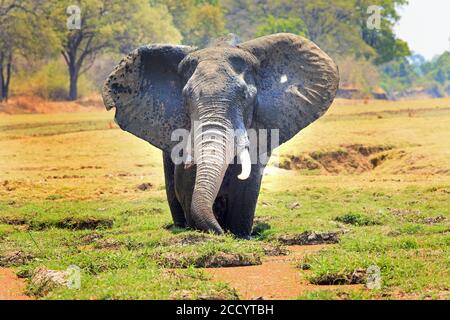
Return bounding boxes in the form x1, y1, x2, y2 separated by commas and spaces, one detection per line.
256, 15, 308, 38
335, 213, 381, 226
338, 56, 380, 96
11, 59, 95, 100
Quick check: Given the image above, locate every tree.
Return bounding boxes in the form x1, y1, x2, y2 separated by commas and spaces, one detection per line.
221, 0, 291, 41
185, 3, 227, 46
222, 0, 376, 58
0, 0, 54, 101
338, 56, 380, 94
357, 0, 411, 64
48, 0, 181, 101
161, 0, 227, 47
435, 69, 446, 84
256, 15, 308, 38
222, 0, 410, 63
379, 57, 417, 94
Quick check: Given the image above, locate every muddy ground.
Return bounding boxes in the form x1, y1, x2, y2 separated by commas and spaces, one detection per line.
0, 268, 31, 300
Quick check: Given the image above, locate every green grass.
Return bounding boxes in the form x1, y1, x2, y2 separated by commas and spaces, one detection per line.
0, 98, 449, 299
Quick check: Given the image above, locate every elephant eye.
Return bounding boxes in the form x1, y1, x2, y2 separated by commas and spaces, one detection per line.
179, 56, 198, 79
229, 56, 247, 74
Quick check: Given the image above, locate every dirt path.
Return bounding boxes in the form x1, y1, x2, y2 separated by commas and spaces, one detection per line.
207, 245, 361, 300
0, 268, 32, 300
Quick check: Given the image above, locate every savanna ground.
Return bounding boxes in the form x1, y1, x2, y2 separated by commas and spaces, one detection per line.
0, 98, 449, 300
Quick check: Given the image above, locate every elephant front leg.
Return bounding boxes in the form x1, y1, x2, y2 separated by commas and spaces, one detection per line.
223, 162, 265, 238
163, 152, 186, 228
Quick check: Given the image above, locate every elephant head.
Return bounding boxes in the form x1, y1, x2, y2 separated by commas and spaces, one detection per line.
103, 33, 339, 234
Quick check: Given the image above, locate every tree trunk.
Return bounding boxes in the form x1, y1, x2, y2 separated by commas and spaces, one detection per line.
0, 52, 4, 102
68, 62, 78, 101
0, 52, 12, 102
4, 53, 12, 102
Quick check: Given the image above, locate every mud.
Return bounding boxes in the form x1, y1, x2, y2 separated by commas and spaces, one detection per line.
31, 217, 113, 230
79, 233, 103, 244
422, 215, 447, 225
79, 233, 125, 250
279, 144, 394, 174
157, 252, 261, 268
137, 182, 153, 191
309, 269, 367, 285
262, 243, 289, 256
162, 233, 222, 246
0, 216, 27, 226
207, 245, 361, 300
389, 208, 448, 224
93, 238, 122, 250
122, 207, 162, 216
170, 288, 239, 300
0, 251, 34, 267
0, 268, 32, 300
276, 231, 340, 245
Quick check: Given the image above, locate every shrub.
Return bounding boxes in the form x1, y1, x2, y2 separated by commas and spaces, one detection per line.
335, 213, 381, 226
11, 59, 94, 100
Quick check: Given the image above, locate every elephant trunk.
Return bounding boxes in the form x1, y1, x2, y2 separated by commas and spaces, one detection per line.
189, 102, 249, 234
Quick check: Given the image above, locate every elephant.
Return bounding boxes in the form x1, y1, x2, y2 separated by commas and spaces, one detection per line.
102, 33, 339, 238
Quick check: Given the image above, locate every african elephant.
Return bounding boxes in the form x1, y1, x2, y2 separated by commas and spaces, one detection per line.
102, 33, 339, 238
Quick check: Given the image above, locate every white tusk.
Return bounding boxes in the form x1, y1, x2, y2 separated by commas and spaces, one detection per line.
238, 148, 251, 180
184, 131, 194, 169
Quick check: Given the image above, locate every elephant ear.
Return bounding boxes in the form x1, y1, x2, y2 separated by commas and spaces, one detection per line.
102, 45, 197, 152
238, 33, 339, 147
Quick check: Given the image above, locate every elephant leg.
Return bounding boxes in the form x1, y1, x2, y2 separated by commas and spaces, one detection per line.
222, 162, 265, 238
163, 152, 186, 228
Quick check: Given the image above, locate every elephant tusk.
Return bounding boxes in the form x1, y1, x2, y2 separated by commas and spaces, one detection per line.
238, 148, 251, 180
184, 131, 194, 169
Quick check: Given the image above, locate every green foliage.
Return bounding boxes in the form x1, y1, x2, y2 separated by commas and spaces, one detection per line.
158, 0, 227, 47
256, 15, 308, 38
1, 0, 445, 100
0, 0, 57, 100
222, 0, 409, 62
381, 51, 450, 97
338, 56, 380, 94
185, 3, 227, 47
12, 60, 94, 100
379, 57, 417, 93
365, 28, 411, 65
358, 0, 411, 64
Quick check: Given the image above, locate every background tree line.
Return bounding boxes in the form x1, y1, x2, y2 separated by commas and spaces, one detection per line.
0, 0, 449, 102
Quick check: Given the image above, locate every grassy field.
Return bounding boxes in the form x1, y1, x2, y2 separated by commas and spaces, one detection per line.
0, 98, 449, 300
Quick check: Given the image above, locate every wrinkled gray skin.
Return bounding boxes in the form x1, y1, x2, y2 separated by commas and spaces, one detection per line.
102, 33, 339, 238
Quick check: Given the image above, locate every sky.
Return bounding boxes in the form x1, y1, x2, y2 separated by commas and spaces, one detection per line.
394, 0, 450, 61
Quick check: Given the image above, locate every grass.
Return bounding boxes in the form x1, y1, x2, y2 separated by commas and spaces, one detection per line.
0, 98, 449, 300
